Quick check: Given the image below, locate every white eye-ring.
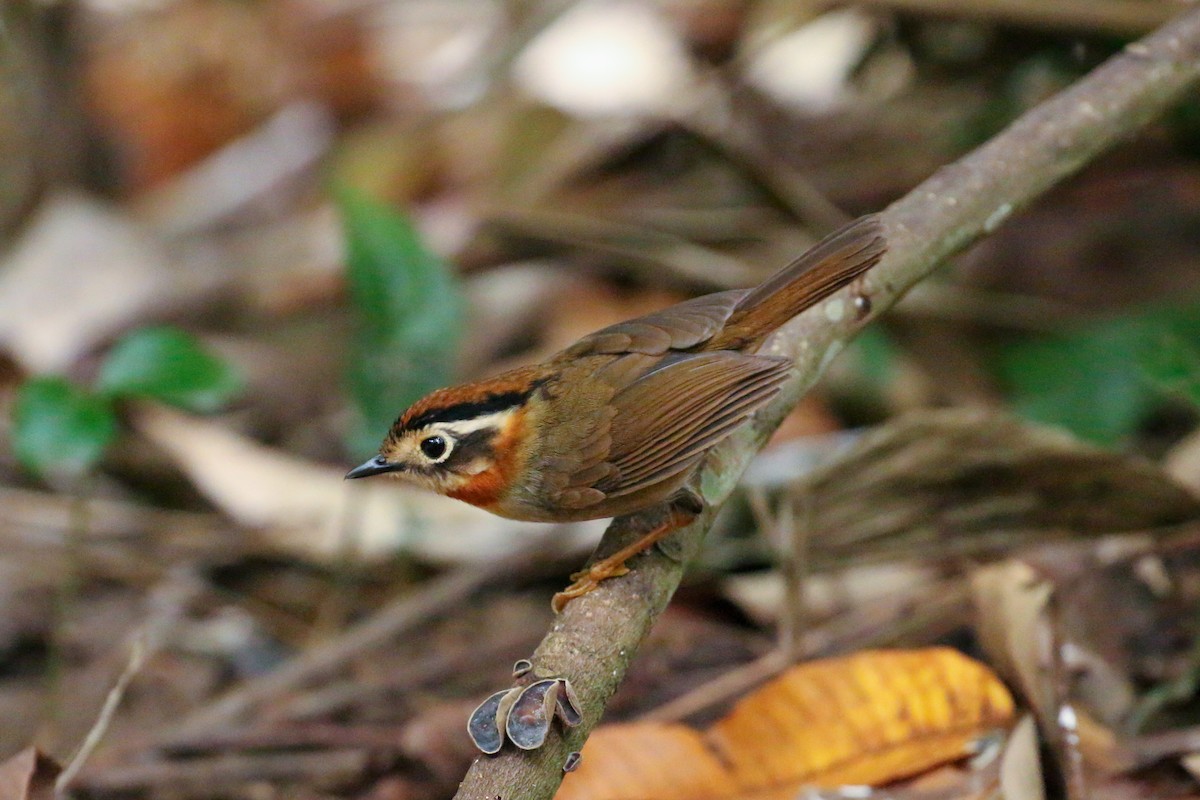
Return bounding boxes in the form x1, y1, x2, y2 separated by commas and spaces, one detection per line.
419, 434, 452, 462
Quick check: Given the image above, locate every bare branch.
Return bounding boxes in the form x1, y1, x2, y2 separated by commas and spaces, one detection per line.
453, 7, 1200, 799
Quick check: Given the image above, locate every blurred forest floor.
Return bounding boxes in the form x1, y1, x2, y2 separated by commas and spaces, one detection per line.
3, 0, 1200, 798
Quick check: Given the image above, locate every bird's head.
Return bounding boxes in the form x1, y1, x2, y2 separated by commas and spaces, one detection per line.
344, 380, 538, 501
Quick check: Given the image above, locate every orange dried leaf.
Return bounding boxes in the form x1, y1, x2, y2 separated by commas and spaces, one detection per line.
557, 648, 1013, 800
708, 647, 1014, 788
557, 723, 738, 800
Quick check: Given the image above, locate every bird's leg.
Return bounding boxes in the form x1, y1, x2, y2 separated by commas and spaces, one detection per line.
552, 489, 703, 613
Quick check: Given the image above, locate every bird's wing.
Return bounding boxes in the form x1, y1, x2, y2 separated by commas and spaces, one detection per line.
600, 352, 790, 496
560, 290, 748, 357
545, 352, 790, 509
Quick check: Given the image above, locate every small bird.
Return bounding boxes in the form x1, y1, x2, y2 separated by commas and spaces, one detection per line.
347, 214, 886, 611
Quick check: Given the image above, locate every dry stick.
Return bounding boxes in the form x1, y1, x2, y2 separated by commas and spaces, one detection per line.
56, 637, 148, 795
645, 578, 971, 724
278, 622, 544, 723
57, 573, 202, 795
154, 527, 577, 747
1045, 592, 1090, 800
155, 723, 414, 756
670, 74, 852, 233
831, 0, 1176, 37
454, 9, 1200, 799
78, 750, 370, 797
44, 478, 92, 755
745, 487, 805, 661
486, 206, 763, 287
784, 487, 808, 663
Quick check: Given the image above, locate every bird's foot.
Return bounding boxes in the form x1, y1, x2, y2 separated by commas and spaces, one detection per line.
551, 562, 631, 612
552, 492, 702, 613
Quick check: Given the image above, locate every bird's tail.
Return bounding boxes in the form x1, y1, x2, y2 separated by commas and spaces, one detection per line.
707, 214, 886, 351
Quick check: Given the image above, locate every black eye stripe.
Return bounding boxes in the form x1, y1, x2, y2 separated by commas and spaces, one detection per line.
440, 428, 497, 469
397, 379, 548, 433
402, 394, 523, 432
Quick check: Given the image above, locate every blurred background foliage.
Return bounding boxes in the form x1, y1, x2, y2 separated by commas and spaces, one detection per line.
1, 0, 1200, 797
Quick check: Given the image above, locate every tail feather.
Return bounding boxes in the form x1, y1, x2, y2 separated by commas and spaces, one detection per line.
708, 214, 886, 351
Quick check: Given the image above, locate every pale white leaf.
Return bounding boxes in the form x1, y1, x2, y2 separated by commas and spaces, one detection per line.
133, 405, 602, 564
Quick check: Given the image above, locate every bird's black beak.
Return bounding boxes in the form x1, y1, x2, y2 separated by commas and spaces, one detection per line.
345, 455, 399, 480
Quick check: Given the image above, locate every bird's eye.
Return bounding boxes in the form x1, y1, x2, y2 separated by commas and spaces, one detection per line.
420, 435, 448, 461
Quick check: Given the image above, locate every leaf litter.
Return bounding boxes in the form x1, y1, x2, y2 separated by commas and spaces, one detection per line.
1, 1, 1200, 799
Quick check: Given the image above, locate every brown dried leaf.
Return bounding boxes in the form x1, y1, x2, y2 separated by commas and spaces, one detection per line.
558, 648, 1014, 799
971, 561, 1054, 719
1000, 715, 1045, 800
131, 404, 603, 564
0, 194, 184, 373
83, 0, 294, 191
1165, 426, 1200, 495
0, 748, 60, 800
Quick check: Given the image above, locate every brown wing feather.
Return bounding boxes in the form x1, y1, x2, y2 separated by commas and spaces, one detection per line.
542, 352, 788, 510
605, 373, 788, 494
561, 290, 746, 358
707, 214, 885, 350
558, 215, 885, 361
610, 375, 785, 482
596, 352, 790, 497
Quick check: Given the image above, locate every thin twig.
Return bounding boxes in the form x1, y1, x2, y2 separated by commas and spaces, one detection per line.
485, 206, 762, 287
746, 487, 805, 661
827, 0, 1178, 37
76, 750, 370, 797
453, 8, 1200, 798
669, 73, 852, 233
56, 637, 147, 796
645, 649, 788, 724
276, 621, 544, 723
44, 477, 91, 753
154, 526, 577, 747
784, 487, 807, 662
644, 577, 971, 723
58, 571, 200, 796
1047, 591, 1091, 800
156, 722, 409, 756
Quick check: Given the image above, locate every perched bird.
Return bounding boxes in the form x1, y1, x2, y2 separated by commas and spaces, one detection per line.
347, 214, 886, 610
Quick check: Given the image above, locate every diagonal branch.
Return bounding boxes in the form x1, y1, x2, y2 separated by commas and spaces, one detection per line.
454, 8, 1200, 799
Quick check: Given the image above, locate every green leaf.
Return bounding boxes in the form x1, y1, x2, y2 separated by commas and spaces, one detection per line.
12, 377, 117, 478
1141, 331, 1200, 408
990, 303, 1200, 445
96, 326, 242, 412
337, 187, 464, 455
